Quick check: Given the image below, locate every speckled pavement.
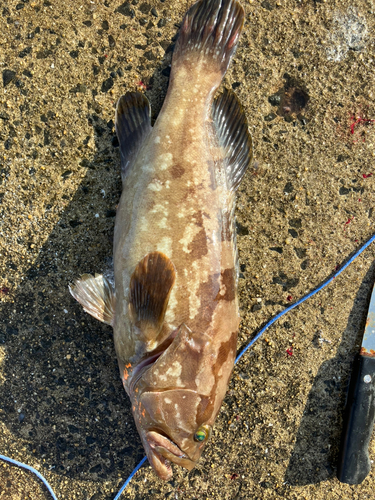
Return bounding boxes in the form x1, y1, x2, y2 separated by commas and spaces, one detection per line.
0, 0, 374, 499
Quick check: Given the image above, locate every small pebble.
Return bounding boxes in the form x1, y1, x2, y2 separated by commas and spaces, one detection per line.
264, 113, 276, 122
3, 69, 17, 87
268, 94, 280, 106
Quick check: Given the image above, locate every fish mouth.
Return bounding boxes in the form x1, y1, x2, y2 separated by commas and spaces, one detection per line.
145, 430, 196, 480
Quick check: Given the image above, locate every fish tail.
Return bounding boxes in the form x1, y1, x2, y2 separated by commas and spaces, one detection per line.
172, 0, 244, 85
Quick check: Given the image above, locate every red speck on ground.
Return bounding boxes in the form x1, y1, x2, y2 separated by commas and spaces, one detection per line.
136, 80, 150, 90
350, 115, 375, 135
286, 295, 293, 302
363, 173, 373, 179
0, 287, 9, 295
231, 473, 239, 480
344, 216, 354, 230
349, 115, 375, 143
286, 347, 293, 357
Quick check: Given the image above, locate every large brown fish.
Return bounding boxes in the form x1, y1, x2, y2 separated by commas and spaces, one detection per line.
70, 0, 252, 480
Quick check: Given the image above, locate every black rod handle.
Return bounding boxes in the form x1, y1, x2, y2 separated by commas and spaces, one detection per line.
337, 354, 375, 484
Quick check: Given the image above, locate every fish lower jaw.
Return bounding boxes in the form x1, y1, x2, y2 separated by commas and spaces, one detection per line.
145, 430, 196, 478
146, 446, 174, 481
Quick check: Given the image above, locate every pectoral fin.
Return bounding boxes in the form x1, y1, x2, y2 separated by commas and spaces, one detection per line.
69, 274, 115, 326
129, 252, 176, 340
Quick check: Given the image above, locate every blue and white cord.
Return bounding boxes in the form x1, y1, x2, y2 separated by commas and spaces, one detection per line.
0, 454, 58, 500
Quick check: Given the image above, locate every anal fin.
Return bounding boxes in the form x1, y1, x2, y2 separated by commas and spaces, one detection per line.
129, 252, 176, 342
115, 92, 152, 180
69, 274, 115, 326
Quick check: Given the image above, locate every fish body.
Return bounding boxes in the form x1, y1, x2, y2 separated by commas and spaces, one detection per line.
70, 0, 252, 480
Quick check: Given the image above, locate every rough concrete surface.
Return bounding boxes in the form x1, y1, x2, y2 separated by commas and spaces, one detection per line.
1, 0, 375, 499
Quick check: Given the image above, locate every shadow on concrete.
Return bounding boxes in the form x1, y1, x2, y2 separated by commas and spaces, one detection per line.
0, 42, 176, 495
284, 261, 375, 485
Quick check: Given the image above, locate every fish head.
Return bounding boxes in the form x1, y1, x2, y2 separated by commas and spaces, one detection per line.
126, 320, 237, 479
131, 387, 214, 480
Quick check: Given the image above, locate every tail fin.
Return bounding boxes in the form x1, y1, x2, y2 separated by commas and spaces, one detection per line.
172, 0, 244, 78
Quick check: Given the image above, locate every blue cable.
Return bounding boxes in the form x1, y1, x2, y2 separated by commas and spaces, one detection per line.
0, 454, 58, 500
113, 456, 148, 500
1, 233, 375, 499
235, 232, 375, 364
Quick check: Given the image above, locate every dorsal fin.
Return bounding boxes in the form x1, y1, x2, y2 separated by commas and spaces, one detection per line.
69, 274, 115, 326
115, 92, 152, 180
129, 252, 176, 340
212, 88, 252, 191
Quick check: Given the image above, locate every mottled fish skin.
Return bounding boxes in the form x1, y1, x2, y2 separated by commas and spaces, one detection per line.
70, 0, 252, 481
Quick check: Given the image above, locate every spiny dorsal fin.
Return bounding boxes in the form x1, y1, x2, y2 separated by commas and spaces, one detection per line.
115, 92, 152, 180
129, 252, 176, 340
212, 88, 252, 191
69, 274, 115, 326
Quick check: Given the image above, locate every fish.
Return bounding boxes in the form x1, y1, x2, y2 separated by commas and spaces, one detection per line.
69, 0, 252, 480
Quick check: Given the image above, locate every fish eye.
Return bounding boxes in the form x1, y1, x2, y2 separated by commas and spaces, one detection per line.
194, 424, 212, 443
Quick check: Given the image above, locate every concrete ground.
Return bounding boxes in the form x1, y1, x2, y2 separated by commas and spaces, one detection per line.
0, 0, 374, 498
